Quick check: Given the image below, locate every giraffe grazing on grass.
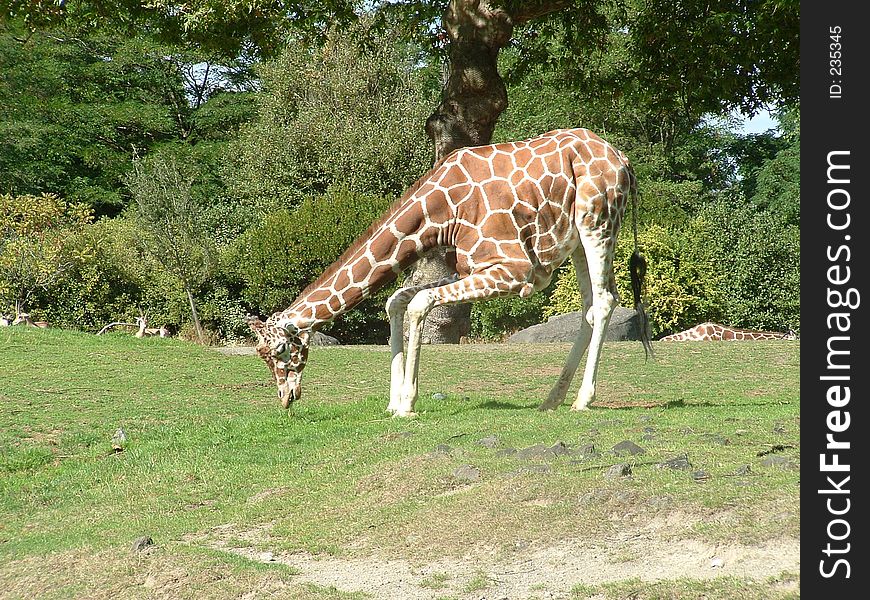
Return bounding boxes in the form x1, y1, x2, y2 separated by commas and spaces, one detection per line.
248, 128, 652, 416
658, 322, 797, 341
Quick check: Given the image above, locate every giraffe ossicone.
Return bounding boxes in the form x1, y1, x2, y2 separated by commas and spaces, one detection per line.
248, 128, 653, 415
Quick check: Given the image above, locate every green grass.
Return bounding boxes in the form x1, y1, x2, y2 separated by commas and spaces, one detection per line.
571, 571, 800, 599
0, 327, 799, 597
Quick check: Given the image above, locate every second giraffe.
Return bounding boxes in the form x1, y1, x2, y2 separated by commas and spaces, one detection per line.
249, 128, 652, 416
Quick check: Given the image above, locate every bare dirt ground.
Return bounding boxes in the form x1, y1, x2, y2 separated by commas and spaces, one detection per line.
191, 522, 799, 599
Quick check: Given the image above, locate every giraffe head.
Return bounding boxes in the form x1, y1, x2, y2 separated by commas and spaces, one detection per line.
247, 315, 311, 408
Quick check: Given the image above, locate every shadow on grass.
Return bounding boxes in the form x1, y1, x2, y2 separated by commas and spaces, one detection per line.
476, 399, 538, 411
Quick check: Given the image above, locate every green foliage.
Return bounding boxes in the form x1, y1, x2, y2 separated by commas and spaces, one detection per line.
226, 188, 395, 343
228, 20, 435, 210
31, 217, 155, 330
0, 28, 188, 215
0, 192, 93, 314
127, 152, 215, 288
750, 106, 800, 225
697, 197, 800, 332
544, 198, 799, 337
469, 293, 550, 341
544, 224, 723, 337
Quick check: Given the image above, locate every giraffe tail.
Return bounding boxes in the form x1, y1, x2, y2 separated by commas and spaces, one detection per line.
627, 165, 654, 360
629, 251, 654, 360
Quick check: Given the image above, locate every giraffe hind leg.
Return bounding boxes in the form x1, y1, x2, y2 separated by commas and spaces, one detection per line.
572, 232, 617, 410
539, 248, 594, 411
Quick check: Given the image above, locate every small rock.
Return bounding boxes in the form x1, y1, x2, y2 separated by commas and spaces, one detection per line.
112, 427, 127, 444
692, 470, 710, 482
611, 440, 646, 456
259, 551, 275, 562
710, 557, 725, 568
647, 495, 672, 510
573, 443, 597, 458
760, 455, 796, 469
432, 444, 452, 455
549, 441, 570, 456
431, 392, 447, 401
658, 454, 692, 470
131, 536, 154, 553
495, 447, 517, 457
477, 436, 500, 449
604, 463, 632, 479
453, 464, 481, 482
733, 464, 752, 476
111, 427, 127, 453
701, 433, 730, 445
515, 444, 552, 460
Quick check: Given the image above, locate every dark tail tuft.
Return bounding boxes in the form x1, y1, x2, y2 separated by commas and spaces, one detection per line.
630, 251, 654, 360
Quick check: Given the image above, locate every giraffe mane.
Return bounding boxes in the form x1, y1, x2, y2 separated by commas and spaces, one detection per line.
294, 154, 453, 303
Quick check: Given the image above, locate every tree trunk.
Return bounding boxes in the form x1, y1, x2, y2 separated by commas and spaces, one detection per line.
408, 0, 513, 344
185, 286, 206, 345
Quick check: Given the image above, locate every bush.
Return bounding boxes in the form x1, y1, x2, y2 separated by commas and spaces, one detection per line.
470, 293, 551, 341
29, 217, 154, 330
542, 197, 799, 337
698, 198, 800, 332
0, 193, 93, 315
225, 188, 396, 343
544, 224, 723, 337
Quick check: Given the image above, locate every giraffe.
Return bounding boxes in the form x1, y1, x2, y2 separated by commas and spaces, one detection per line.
134, 316, 169, 338
12, 313, 49, 328
658, 322, 797, 341
248, 128, 653, 415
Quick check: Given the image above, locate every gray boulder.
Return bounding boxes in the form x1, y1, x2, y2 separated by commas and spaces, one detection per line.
311, 331, 340, 346
507, 307, 641, 343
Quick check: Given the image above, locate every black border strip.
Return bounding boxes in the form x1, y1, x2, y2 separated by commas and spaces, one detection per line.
801, 1, 868, 594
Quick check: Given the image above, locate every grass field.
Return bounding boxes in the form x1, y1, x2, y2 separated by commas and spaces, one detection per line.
0, 327, 799, 599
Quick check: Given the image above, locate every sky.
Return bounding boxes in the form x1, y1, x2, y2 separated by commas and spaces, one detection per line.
738, 110, 778, 135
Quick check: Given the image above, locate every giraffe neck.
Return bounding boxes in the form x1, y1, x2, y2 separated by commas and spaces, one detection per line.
281, 187, 448, 331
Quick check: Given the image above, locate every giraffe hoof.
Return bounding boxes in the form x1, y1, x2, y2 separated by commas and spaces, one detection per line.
392, 411, 418, 419
570, 401, 592, 411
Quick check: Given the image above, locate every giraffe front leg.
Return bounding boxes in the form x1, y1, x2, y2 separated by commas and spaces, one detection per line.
386, 277, 459, 415
396, 289, 435, 417
396, 265, 533, 417
385, 289, 409, 414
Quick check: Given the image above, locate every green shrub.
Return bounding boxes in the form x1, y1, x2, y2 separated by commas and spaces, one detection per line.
543, 198, 799, 337
228, 20, 435, 211
225, 188, 396, 343
0, 193, 93, 315
31, 217, 154, 330
544, 224, 723, 337
470, 293, 550, 341
698, 198, 800, 332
